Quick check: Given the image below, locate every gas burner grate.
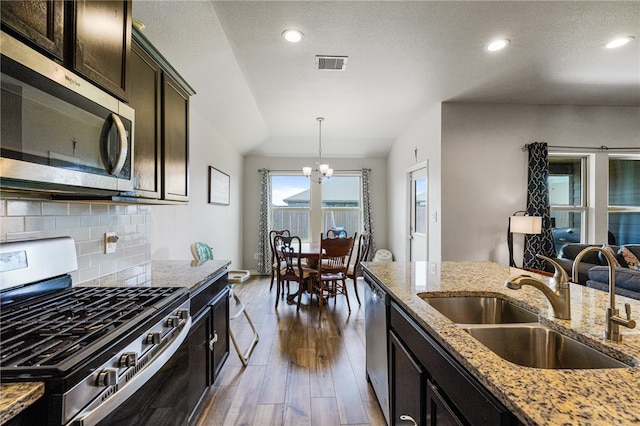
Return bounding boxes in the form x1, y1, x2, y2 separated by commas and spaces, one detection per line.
0, 286, 184, 368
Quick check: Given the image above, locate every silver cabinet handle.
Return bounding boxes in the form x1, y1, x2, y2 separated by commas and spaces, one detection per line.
209, 332, 218, 352
108, 113, 128, 176
399, 415, 417, 426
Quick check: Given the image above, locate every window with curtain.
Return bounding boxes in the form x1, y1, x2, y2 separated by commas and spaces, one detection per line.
270, 175, 311, 241
548, 156, 586, 252
321, 175, 362, 236
609, 156, 640, 245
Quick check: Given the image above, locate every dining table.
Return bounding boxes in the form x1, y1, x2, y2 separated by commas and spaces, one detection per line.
283, 242, 322, 302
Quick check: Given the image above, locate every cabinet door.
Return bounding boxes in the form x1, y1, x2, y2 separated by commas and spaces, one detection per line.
390, 330, 425, 426
0, 0, 64, 60
129, 42, 162, 198
188, 309, 211, 418
210, 289, 230, 383
426, 381, 465, 426
162, 74, 190, 201
73, 0, 131, 100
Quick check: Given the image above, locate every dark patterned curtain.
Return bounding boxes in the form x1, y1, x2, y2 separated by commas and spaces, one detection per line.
524, 142, 556, 270
362, 168, 376, 260
257, 169, 271, 274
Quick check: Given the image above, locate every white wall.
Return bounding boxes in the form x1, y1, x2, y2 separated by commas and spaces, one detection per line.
386, 104, 442, 261
440, 103, 640, 267
242, 156, 388, 272
150, 100, 244, 267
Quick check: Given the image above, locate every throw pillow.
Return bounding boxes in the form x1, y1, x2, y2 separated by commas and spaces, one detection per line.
599, 244, 619, 266
621, 246, 640, 270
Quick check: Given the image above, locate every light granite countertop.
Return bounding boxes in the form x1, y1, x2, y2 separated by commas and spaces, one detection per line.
0, 382, 44, 425
79, 259, 231, 291
362, 261, 640, 426
0, 259, 230, 424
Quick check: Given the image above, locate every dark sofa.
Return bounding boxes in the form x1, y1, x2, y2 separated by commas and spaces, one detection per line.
556, 243, 640, 300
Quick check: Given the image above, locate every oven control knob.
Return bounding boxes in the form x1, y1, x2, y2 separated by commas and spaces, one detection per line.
119, 352, 137, 368
177, 309, 189, 320
146, 331, 161, 345
165, 316, 180, 327
96, 369, 118, 387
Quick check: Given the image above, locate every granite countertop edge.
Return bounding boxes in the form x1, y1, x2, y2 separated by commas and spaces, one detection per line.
362, 260, 640, 426
0, 382, 45, 425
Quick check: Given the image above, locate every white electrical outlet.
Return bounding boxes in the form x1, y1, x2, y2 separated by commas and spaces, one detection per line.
105, 232, 118, 254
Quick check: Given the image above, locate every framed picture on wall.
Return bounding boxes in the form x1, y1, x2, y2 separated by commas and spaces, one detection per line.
209, 166, 230, 205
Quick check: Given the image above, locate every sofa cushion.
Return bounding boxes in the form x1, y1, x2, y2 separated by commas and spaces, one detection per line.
598, 244, 620, 265
559, 244, 600, 263
588, 266, 640, 291
620, 246, 640, 270
586, 280, 640, 300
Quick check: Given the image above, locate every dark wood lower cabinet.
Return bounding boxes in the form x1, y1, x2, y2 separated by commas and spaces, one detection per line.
389, 302, 521, 426
390, 330, 425, 426
426, 381, 465, 426
187, 271, 230, 422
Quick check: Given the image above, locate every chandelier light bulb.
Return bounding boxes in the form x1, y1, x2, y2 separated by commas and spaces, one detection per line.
302, 117, 332, 183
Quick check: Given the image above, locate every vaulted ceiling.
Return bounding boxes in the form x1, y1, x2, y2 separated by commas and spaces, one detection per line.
133, 1, 640, 158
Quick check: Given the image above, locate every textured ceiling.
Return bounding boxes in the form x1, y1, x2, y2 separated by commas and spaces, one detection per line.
133, 1, 640, 158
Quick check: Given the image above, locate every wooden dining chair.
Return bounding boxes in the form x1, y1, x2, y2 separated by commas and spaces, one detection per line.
347, 232, 372, 305
273, 235, 314, 308
269, 229, 290, 291
313, 233, 355, 318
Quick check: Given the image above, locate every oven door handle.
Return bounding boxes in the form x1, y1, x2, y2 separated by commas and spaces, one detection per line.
68, 317, 191, 426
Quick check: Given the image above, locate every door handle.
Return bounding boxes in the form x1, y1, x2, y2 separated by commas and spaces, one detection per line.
107, 113, 128, 176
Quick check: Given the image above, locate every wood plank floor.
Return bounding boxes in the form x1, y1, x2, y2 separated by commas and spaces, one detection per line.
194, 275, 386, 426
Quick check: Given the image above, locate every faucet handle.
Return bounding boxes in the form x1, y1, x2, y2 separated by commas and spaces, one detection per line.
536, 254, 569, 287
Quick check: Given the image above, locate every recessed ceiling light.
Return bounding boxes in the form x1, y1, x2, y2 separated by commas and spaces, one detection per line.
282, 29, 304, 43
486, 39, 510, 52
605, 36, 634, 49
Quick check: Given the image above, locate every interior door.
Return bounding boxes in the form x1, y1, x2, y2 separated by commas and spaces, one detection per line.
409, 166, 427, 261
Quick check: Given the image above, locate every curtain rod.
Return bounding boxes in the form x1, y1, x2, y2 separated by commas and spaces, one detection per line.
258, 168, 371, 173
522, 144, 639, 152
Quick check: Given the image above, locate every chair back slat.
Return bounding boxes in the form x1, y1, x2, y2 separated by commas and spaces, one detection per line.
269, 229, 290, 262
274, 235, 304, 281
318, 234, 355, 276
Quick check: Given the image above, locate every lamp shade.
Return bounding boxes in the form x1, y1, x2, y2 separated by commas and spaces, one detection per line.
510, 215, 542, 234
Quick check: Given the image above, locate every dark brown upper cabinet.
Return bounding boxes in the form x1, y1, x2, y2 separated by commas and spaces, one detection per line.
72, 0, 131, 100
128, 29, 194, 203
0, 0, 65, 61
1, 0, 131, 101
129, 41, 162, 199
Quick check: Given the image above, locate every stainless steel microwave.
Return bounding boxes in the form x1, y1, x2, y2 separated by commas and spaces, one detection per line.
0, 31, 134, 195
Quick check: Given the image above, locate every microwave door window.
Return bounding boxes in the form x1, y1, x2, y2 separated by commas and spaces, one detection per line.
1, 73, 113, 177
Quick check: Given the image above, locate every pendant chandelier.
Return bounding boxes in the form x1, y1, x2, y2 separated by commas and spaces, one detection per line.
302, 117, 333, 184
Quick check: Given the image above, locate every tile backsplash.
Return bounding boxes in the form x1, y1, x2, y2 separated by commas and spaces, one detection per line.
0, 199, 151, 285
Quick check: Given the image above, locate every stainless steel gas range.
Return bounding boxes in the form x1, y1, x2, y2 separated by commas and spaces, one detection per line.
0, 237, 191, 426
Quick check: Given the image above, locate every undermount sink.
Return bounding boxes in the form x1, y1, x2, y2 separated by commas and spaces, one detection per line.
461, 324, 631, 369
421, 295, 539, 324
420, 294, 632, 369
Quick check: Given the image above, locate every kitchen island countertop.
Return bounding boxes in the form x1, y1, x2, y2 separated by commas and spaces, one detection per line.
362, 261, 640, 426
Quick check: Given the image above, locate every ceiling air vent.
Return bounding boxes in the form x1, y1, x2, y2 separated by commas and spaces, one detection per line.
316, 55, 348, 71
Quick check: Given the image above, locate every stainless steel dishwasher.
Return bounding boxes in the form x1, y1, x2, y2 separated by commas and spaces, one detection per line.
365, 274, 390, 425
